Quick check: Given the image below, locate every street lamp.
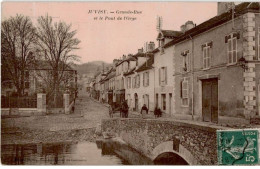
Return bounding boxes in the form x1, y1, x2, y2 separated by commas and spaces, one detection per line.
238, 56, 248, 70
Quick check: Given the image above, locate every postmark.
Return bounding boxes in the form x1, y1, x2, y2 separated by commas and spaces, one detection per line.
217, 129, 259, 165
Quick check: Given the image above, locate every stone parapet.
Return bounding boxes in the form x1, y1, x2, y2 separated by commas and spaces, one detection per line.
63, 93, 70, 114
37, 93, 46, 115
101, 118, 227, 165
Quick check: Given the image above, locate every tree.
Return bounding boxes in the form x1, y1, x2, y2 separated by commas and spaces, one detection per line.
35, 15, 80, 105
1, 15, 37, 96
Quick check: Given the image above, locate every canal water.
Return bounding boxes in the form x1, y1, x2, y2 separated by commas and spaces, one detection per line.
1, 139, 153, 165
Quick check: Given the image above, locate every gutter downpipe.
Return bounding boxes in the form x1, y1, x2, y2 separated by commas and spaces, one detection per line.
188, 34, 194, 121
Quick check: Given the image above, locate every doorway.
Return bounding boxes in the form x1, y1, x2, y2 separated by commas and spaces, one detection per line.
202, 78, 218, 123
134, 93, 138, 111
169, 93, 172, 114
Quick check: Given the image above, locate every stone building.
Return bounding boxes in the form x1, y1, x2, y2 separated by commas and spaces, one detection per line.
162, 2, 260, 122
124, 52, 154, 112
153, 30, 182, 114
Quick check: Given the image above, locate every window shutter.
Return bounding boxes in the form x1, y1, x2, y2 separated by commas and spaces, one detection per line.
147, 72, 149, 86
137, 76, 139, 87
132, 77, 134, 88
143, 73, 145, 86
129, 78, 131, 88
180, 80, 183, 98
165, 67, 167, 85
183, 81, 188, 98
159, 68, 161, 86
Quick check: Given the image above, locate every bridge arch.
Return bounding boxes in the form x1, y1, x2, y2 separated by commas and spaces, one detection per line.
151, 141, 199, 165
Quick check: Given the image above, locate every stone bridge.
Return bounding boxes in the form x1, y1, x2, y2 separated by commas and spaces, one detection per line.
101, 118, 228, 165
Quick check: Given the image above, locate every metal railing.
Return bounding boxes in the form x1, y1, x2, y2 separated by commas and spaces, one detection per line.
1, 96, 37, 108
47, 94, 64, 108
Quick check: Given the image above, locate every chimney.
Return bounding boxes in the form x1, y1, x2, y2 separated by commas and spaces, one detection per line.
185, 21, 195, 31
217, 2, 234, 16
138, 48, 143, 53
180, 25, 186, 33
113, 59, 119, 65
122, 55, 126, 60
147, 42, 155, 52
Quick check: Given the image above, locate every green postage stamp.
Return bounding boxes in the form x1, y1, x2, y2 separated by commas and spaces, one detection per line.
217, 129, 259, 165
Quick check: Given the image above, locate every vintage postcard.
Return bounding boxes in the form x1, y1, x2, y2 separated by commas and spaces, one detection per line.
1, 1, 260, 165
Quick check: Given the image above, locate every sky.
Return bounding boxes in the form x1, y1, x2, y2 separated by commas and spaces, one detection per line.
2, 2, 218, 64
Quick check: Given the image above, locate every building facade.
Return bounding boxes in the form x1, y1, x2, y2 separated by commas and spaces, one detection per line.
167, 2, 260, 122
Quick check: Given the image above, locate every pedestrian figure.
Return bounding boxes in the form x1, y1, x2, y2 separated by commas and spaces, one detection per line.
119, 102, 123, 118
154, 106, 158, 118
122, 101, 129, 118
108, 105, 113, 118
140, 104, 148, 119
154, 106, 162, 118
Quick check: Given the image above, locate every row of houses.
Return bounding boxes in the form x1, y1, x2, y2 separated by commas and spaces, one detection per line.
90, 2, 260, 123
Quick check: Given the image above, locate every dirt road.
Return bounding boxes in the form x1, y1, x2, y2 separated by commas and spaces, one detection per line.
1, 90, 110, 145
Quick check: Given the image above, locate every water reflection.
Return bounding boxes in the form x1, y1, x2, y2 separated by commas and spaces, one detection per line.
96, 139, 153, 165
1, 141, 128, 165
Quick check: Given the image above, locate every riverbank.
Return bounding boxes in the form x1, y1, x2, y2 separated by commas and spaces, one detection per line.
1, 93, 109, 145
1, 127, 99, 145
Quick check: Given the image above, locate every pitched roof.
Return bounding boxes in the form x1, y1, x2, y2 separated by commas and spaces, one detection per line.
133, 52, 153, 58
116, 55, 136, 67
136, 55, 154, 72
162, 2, 260, 50
103, 70, 116, 81
159, 30, 183, 39
123, 67, 136, 76
126, 55, 137, 61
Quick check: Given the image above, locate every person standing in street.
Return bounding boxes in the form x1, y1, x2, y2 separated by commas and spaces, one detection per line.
124, 101, 129, 118
108, 105, 113, 118
140, 104, 148, 119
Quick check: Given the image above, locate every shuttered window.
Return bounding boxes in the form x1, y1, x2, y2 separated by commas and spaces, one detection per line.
132, 77, 135, 88
128, 77, 131, 89
159, 68, 161, 85
143, 72, 145, 86
147, 72, 149, 86
25, 71, 29, 79
143, 72, 149, 87
258, 28, 260, 60
159, 67, 167, 86
203, 46, 211, 69
136, 75, 140, 88
227, 34, 237, 64
181, 78, 189, 106
25, 81, 30, 89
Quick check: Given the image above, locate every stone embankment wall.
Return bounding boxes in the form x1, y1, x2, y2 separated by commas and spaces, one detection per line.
101, 118, 226, 165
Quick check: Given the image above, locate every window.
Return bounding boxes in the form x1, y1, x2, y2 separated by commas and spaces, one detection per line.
227, 34, 237, 64
156, 94, 158, 107
258, 28, 260, 60
161, 94, 166, 111
25, 71, 29, 79
181, 78, 189, 106
143, 94, 149, 109
121, 78, 124, 89
203, 46, 211, 69
25, 81, 30, 89
182, 51, 190, 72
159, 67, 167, 86
128, 77, 131, 89
143, 72, 149, 87
132, 76, 135, 88
136, 75, 140, 88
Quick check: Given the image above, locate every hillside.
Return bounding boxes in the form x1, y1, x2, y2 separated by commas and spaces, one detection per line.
73, 61, 112, 77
